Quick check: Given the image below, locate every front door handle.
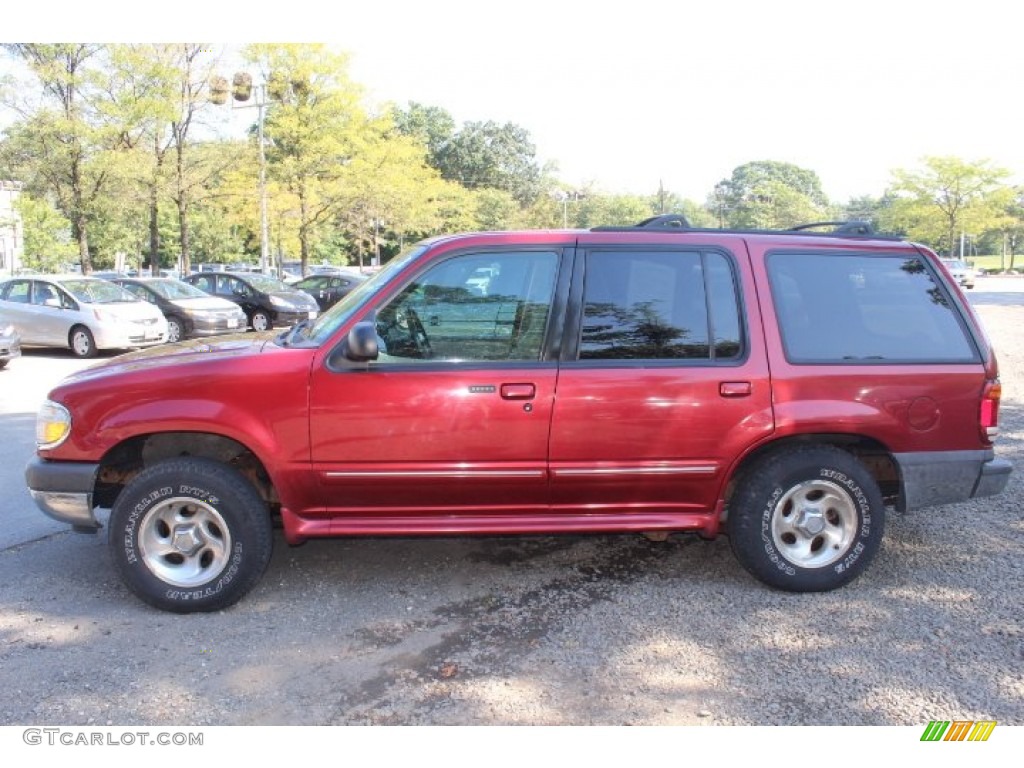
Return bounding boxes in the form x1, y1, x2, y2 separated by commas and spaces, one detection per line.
500, 383, 536, 400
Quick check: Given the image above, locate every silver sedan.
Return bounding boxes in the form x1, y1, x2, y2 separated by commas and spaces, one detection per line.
0, 275, 168, 358
0, 322, 20, 369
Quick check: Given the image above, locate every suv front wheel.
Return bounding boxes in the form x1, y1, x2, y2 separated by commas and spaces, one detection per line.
728, 446, 885, 592
108, 457, 273, 612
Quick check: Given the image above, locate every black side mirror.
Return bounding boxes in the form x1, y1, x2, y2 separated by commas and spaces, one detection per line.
345, 321, 379, 362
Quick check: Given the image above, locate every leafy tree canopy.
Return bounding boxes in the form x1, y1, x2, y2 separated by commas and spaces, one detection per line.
713, 160, 831, 229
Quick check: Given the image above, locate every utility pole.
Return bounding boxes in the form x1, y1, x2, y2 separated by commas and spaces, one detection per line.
211, 72, 273, 275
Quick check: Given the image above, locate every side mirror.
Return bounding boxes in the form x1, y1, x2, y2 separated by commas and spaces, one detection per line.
44, 298, 62, 308
345, 321, 379, 362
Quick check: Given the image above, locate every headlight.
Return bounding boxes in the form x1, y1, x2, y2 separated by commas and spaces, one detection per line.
37, 400, 72, 450
1, 323, 13, 336
269, 296, 292, 308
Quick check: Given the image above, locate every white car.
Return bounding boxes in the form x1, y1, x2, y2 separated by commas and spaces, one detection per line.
940, 259, 975, 290
0, 323, 20, 369
0, 275, 168, 358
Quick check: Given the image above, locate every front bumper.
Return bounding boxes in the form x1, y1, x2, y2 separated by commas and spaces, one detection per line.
894, 449, 1012, 511
272, 308, 318, 328
190, 315, 246, 336
25, 457, 101, 530
0, 337, 20, 363
93, 323, 167, 350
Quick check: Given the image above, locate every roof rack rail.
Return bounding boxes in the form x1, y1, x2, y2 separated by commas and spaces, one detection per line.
787, 220, 876, 236
636, 214, 691, 229
589, 217, 903, 240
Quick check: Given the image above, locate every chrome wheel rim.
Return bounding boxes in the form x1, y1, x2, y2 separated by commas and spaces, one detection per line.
138, 497, 232, 588
253, 314, 269, 331
771, 479, 857, 568
167, 320, 181, 343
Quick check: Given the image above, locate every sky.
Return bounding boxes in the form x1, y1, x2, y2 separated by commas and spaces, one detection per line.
5, 0, 1024, 203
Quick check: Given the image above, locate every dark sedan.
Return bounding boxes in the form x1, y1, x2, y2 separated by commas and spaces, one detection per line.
184, 272, 319, 331
293, 272, 367, 311
113, 278, 248, 343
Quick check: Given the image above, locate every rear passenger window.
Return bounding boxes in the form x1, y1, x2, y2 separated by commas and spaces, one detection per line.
2, 280, 30, 303
768, 252, 977, 363
579, 250, 742, 362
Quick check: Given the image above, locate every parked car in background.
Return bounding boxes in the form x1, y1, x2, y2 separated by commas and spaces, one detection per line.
0, 275, 168, 358
940, 258, 975, 289
112, 277, 248, 343
0, 323, 21, 369
294, 272, 367, 311
184, 271, 319, 331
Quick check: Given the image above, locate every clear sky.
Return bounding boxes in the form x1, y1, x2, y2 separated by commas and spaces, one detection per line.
5, 0, 1024, 203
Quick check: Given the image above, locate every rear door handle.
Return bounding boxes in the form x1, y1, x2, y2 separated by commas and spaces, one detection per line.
719, 381, 752, 397
500, 383, 536, 400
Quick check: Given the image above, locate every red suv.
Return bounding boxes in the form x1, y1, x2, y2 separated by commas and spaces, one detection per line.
25, 217, 1011, 612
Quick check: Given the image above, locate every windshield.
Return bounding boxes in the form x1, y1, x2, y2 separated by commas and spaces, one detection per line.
146, 279, 210, 300
61, 279, 138, 304
306, 245, 428, 344
238, 273, 292, 293
297, 274, 364, 290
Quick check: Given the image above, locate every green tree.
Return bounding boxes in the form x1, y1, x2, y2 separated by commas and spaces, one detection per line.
246, 43, 364, 275
713, 160, 831, 229
392, 101, 456, 168
2, 44, 108, 272
885, 156, 1012, 257
13, 193, 77, 271
337, 116, 454, 267
433, 120, 541, 205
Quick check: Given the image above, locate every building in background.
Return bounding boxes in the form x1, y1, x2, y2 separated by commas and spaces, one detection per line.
0, 181, 24, 276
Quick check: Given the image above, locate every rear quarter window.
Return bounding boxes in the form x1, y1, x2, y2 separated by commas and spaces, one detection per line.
767, 251, 978, 364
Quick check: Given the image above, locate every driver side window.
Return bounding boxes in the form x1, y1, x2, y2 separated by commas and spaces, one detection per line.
374, 250, 559, 364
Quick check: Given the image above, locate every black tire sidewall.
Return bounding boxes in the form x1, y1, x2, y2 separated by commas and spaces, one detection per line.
252, 311, 270, 331
167, 317, 184, 342
108, 458, 272, 612
729, 447, 885, 592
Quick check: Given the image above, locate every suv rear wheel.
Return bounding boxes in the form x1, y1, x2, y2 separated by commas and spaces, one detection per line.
108, 457, 273, 612
728, 446, 885, 592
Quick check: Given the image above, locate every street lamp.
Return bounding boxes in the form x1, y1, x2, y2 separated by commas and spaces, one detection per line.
211, 73, 273, 274
552, 189, 584, 228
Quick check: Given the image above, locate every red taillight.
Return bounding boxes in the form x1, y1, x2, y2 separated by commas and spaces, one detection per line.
980, 380, 1002, 441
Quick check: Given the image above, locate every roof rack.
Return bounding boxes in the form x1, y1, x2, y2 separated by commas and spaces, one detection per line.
786, 220, 876, 236
591, 217, 903, 240
636, 214, 692, 229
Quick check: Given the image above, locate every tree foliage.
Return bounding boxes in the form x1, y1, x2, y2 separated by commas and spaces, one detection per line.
713, 160, 831, 229
14, 193, 77, 271
6, 45, 1022, 275
433, 120, 541, 205
883, 156, 1012, 257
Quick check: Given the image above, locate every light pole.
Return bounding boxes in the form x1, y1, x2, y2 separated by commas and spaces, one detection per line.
552, 189, 584, 228
211, 73, 273, 274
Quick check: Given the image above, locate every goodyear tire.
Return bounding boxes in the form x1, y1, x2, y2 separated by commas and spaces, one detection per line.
108, 457, 273, 613
728, 446, 884, 592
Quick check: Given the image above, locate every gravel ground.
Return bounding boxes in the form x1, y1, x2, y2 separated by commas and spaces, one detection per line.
0, 303, 1021, 726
